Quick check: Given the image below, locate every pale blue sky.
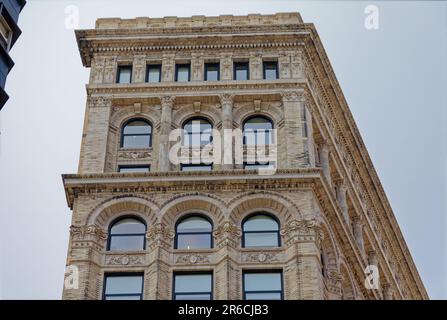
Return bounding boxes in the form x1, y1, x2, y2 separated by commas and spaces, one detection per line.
0, 0, 446, 299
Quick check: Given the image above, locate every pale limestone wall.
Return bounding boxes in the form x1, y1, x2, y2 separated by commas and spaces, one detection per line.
63, 13, 429, 300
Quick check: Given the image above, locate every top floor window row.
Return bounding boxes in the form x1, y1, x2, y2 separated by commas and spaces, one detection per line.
116, 60, 279, 84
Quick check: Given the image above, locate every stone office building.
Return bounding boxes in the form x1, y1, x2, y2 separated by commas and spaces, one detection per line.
62, 13, 428, 300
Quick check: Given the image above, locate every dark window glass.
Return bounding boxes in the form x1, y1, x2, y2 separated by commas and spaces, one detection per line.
175, 216, 212, 249
121, 119, 152, 148
205, 63, 219, 81
242, 214, 279, 248
118, 165, 150, 173
108, 218, 146, 251
146, 64, 161, 83
243, 272, 283, 300
117, 65, 132, 84
243, 162, 275, 171
174, 273, 212, 300
234, 62, 249, 80
243, 116, 273, 146
176, 64, 190, 82
103, 274, 143, 300
180, 164, 213, 172
263, 61, 278, 80
183, 118, 213, 147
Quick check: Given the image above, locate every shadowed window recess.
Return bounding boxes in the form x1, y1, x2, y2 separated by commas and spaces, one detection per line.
121, 119, 152, 148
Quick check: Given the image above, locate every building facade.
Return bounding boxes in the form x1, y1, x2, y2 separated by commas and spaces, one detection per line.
0, 0, 25, 109
62, 13, 428, 300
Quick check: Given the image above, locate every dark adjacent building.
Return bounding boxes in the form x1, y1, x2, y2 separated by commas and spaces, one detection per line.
0, 0, 25, 110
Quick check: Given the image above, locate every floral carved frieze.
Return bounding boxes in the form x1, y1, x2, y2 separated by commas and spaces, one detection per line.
242, 252, 281, 264
70, 225, 107, 242
175, 254, 211, 265
117, 150, 151, 161
105, 254, 146, 266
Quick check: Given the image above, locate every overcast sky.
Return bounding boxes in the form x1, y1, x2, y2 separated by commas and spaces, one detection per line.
0, 0, 445, 299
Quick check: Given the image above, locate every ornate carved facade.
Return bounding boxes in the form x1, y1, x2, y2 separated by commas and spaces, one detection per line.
62, 13, 427, 300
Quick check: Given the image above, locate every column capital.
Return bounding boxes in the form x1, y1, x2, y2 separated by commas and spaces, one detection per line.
219, 93, 234, 106
159, 95, 175, 107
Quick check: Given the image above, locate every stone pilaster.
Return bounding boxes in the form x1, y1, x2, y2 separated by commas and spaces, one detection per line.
158, 96, 174, 172
103, 56, 117, 84
278, 52, 291, 79
219, 94, 234, 170
249, 53, 263, 80
336, 180, 350, 226
319, 142, 332, 187
281, 91, 307, 168
132, 55, 146, 83
220, 53, 233, 80
191, 53, 203, 81
162, 53, 175, 82
79, 96, 112, 174
353, 217, 365, 255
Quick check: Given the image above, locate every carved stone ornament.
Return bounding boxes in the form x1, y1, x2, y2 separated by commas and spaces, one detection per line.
70, 224, 107, 241
146, 223, 175, 242
176, 254, 210, 264
242, 252, 280, 263
213, 221, 242, 240
118, 150, 151, 160
280, 90, 304, 102
105, 254, 145, 266
160, 95, 175, 107
280, 219, 323, 243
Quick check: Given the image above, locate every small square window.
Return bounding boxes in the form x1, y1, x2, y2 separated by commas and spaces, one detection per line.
146, 64, 161, 83
175, 64, 190, 82
117, 65, 132, 84
174, 273, 213, 300
243, 271, 283, 300
205, 63, 219, 81
263, 61, 278, 80
103, 274, 144, 300
234, 62, 249, 80
118, 165, 150, 173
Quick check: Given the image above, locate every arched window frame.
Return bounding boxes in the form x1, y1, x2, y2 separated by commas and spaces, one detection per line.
174, 213, 214, 250
107, 215, 147, 251
241, 212, 281, 248
120, 118, 153, 148
242, 115, 274, 146
182, 116, 213, 147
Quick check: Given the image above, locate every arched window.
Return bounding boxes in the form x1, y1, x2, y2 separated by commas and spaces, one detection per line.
121, 119, 152, 148
243, 116, 273, 146
175, 215, 213, 249
183, 117, 213, 147
107, 217, 146, 251
242, 213, 280, 248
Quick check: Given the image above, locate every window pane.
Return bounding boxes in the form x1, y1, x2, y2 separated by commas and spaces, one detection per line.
105, 295, 141, 300
264, 62, 278, 80
105, 275, 143, 295
109, 235, 145, 251
245, 292, 281, 300
244, 232, 279, 247
175, 294, 211, 300
244, 117, 272, 130
181, 165, 212, 172
123, 121, 151, 134
122, 135, 151, 148
111, 218, 146, 234
235, 68, 248, 80
177, 216, 212, 232
205, 64, 219, 81
175, 274, 212, 293
118, 66, 132, 84
183, 119, 213, 146
244, 215, 278, 231
118, 166, 150, 173
244, 163, 275, 171
176, 65, 190, 82
177, 234, 212, 249
244, 273, 282, 291
147, 65, 161, 82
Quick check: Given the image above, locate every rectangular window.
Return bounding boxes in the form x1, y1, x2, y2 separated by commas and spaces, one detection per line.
181, 164, 213, 172
263, 61, 278, 80
204, 63, 219, 81
175, 64, 190, 82
118, 165, 150, 173
117, 65, 132, 84
174, 273, 213, 300
243, 271, 283, 300
103, 274, 143, 300
234, 62, 249, 80
146, 64, 161, 83
300, 104, 308, 138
